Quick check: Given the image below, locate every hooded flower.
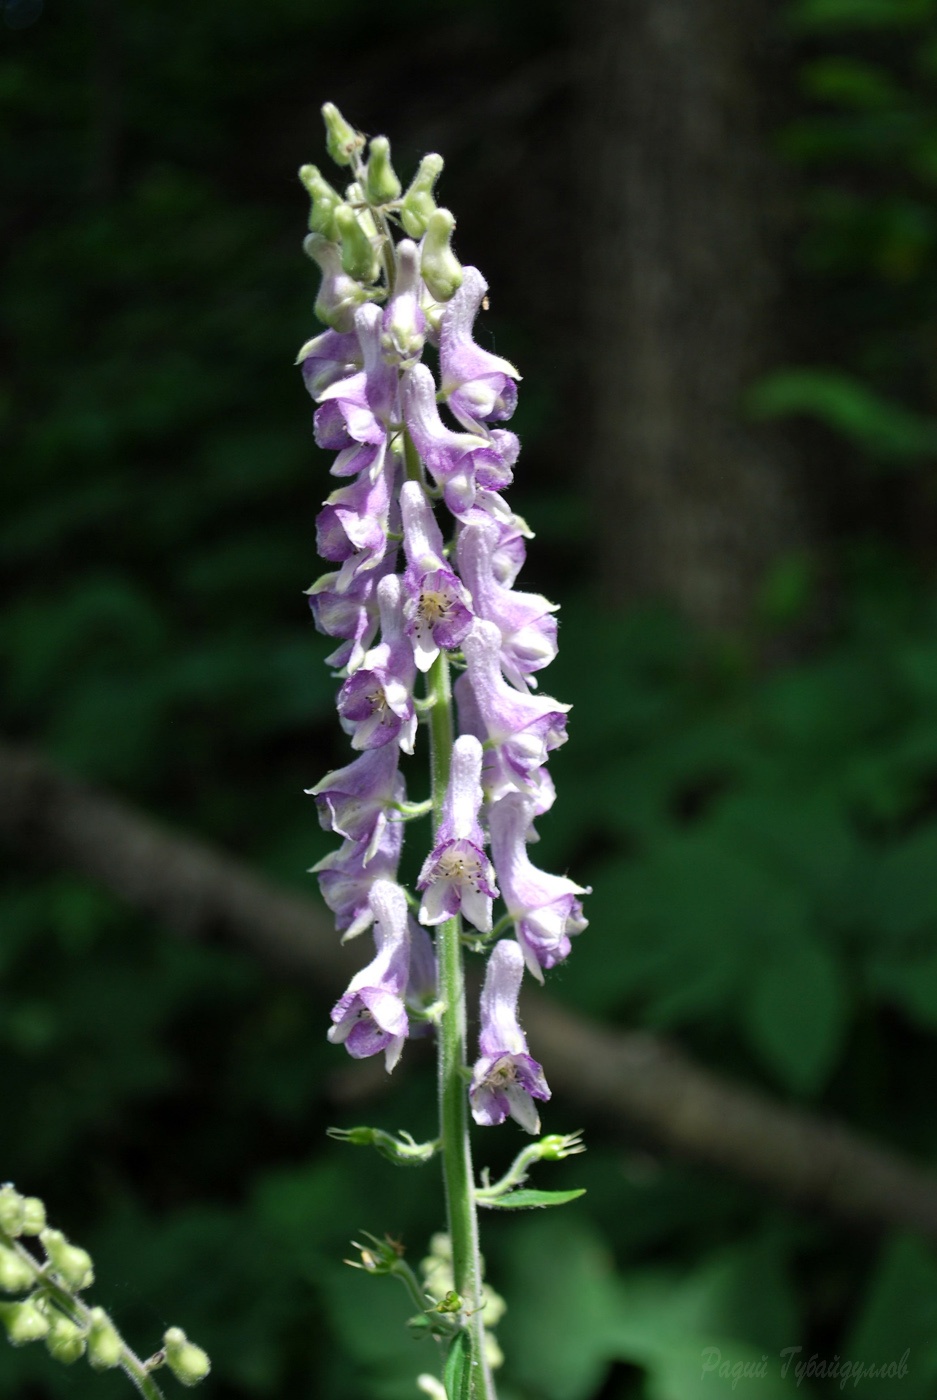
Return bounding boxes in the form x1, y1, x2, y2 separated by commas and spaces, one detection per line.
402, 364, 516, 516
469, 940, 549, 1132
315, 304, 398, 477
328, 879, 411, 1071
306, 549, 397, 673
400, 480, 473, 671
315, 452, 396, 591
307, 741, 405, 858
439, 266, 519, 430
460, 620, 569, 784
298, 327, 361, 398
488, 791, 589, 981
337, 573, 418, 753
457, 513, 557, 689
313, 817, 403, 941
417, 735, 497, 932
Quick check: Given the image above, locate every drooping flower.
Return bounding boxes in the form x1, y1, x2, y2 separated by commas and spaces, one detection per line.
488, 790, 589, 981
307, 741, 404, 858
337, 573, 418, 753
400, 480, 474, 671
439, 266, 519, 430
469, 940, 549, 1133
313, 817, 403, 941
457, 513, 557, 689
417, 735, 497, 932
402, 364, 516, 516
460, 620, 569, 784
328, 879, 411, 1071
306, 549, 397, 673
315, 452, 396, 591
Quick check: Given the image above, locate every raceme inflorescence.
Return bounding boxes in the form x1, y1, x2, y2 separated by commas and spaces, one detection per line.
301, 104, 589, 1400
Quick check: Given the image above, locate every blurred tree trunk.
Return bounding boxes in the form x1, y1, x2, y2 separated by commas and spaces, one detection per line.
580, 0, 811, 630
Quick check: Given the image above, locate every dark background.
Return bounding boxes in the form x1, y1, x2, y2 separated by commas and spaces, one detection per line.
5, 0, 937, 1396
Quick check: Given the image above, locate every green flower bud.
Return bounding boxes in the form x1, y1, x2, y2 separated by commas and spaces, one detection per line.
45, 1309, 86, 1364
322, 102, 364, 168
298, 164, 341, 241
40, 1229, 94, 1291
365, 136, 401, 205
20, 1198, 46, 1236
164, 1327, 211, 1387
420, 209, 462, 302
86, 1306, 123, 1370
304, 233, 374, 331
401, 153, 444, 239
0, 1185, 25, 1237
0, 1297, 50, 1345
335, 204, 380, 284
0, 1244, 35, 1294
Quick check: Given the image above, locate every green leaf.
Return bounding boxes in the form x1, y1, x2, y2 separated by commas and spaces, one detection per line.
478, 1188, 586, 1211
442, 1330, 473, 1400
742, 934, 849, 1093
747, 369, 937, 462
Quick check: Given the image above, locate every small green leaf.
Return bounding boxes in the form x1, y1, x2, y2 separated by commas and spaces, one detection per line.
478, 1189, 586, 1211
443, 1329, 473, 1400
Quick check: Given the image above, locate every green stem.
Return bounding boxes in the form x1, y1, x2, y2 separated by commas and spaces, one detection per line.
402, 428, 495, 1399
7, 1237, 166, 1400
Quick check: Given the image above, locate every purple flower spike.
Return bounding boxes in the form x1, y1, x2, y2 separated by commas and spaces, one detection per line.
402, 364, 515, 516
469, 940, 550, 1133
381, 239, 427, 370
461, 620, 570, 784
457, 515, 558, 689
488, 791, 589, 982
400, 481, 474, 671
439, 267, 520, 430
314, 818, 404, 942
298, 328, 362, 399
337, 574, 418, 753
307, 742, 404, 859
328, 879, 411, 1071
417, 735, 498, 932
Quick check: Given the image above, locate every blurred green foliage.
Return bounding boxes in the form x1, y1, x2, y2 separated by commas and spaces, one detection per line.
6, 0, 937, 1398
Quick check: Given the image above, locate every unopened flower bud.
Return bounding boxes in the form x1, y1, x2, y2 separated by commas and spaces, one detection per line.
335, 204, 381, 284
420, 209, 462, 302
163, 1326, 211, 1386
304, 234, 372, 332
0, 1185, 24, 1237
401, 153, 444, 239
0, 1297, 50, 1345
0, 1244, 34, 1293
20, 1198, 46, 1236
40, 1229, 94, 1291
45, 1309, 86, 1364
365, 136, 401, 205
380, 239, 426, 369
322, 102, 364, 167
86, 1306, 123, 1370
298, 164, 341, 240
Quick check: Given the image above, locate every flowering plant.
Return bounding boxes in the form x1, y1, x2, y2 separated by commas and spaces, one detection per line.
302, 104, 589, 1398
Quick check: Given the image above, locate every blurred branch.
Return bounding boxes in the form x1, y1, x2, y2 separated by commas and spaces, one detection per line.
3, 737, 937, 1240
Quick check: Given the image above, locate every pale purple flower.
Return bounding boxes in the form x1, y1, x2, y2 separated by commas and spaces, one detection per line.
328, 879, 411, 1071
417, 735, 497, 932
402, 364, 517, 516
400, 480, 473, 671
315, 305, 398, 477
304, 233, 374, 332
313, 817, 403, 941
315, 453, 395, 591
306, 741, 404, 859
469, 940, 549, 1133
439, 267, 519, 430
298, 328, 361, 398
488, 791, 589, 982
306, 549, 397, 672
457, 514, 557, 689
460, 620, 569, 784
337, 574, 417, 753
381, 239, 426, 370
406, 918, 438, 1029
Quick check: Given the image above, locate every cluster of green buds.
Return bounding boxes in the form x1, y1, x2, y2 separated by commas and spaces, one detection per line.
0, 1185, 209, 1397
299, 102, 462, 335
